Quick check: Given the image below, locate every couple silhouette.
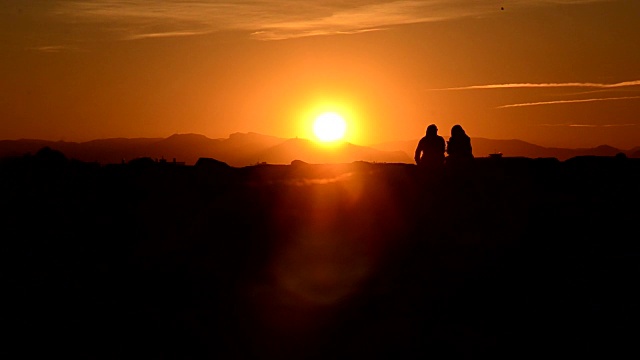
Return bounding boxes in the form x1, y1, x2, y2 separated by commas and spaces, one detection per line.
414, 124, 473, 170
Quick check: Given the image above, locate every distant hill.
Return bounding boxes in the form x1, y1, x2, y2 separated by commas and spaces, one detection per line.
628, 146, 640, 158
371, 137, 636, 161
0, 133, 410, 166
1, 133, 637, 166
0, 137, 164, 164
254, 138, 411, 164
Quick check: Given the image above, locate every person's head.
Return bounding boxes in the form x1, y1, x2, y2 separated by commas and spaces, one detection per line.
426, 124, 438, 136
451, 124, 465, 137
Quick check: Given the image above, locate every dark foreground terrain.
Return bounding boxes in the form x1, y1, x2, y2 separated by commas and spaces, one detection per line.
2, 148, 640, 359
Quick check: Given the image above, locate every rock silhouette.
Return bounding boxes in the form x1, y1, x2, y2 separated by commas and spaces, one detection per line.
2, 148, 639, 359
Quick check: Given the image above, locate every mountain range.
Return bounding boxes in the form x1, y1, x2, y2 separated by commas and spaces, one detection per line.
1, 132, 638, 166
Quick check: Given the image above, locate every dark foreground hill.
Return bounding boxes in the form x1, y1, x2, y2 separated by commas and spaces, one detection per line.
2, 149, 639, 359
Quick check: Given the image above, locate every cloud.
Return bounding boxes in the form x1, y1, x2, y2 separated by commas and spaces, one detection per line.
436, 80, 640, 91
497, 96, 640, 108
52, 0, 611, 41
537, 123, 637, 128
26, 45, 82, 53
437, 80, 640, 109
125, 30, 213, 41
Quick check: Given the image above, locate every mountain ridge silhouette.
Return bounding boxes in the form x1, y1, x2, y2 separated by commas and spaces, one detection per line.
371, 137, 637, 162
1, 132, 637, 166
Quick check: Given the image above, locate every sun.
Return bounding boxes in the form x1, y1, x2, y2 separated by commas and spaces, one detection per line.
313, 112, 347, 142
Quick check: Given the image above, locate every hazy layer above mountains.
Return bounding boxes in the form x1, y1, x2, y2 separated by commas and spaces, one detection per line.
1, 132, 638, 166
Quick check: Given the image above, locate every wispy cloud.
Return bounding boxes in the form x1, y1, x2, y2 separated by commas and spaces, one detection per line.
26, 45, 82, 53
52, 0, 610, 41
125, 30, 213, 41
555, 88, 640, 97
436, 80, 640, 109
538, 123, 637, 127
437, 80, 640, 91
497, 96, 640, 108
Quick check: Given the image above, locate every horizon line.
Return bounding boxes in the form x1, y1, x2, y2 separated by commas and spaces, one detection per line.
2, 132, 638, 152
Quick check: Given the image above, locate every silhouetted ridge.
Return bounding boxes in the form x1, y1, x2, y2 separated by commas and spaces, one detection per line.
257, 138, 411, 164
195, 157, 232, 168
35, 146, 68, 164
228, 132, 281, 142
164, 133, 213, 143
127, 156, 156, 168
2, 134, 639, 165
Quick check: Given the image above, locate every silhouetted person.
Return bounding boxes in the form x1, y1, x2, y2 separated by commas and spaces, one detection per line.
414, 124, 445, 170
446, 125, 473, 166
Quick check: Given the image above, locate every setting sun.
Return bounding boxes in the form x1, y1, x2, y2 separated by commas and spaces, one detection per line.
313, 112, 347, 142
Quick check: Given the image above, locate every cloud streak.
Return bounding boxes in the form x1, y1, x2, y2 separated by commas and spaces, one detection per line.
497, 96, 640, 108
537, 123, 637, 128
52, 0, 611, 41
438, 80, 640, 91
125, 30, 213, 41
27, 45, 82, 53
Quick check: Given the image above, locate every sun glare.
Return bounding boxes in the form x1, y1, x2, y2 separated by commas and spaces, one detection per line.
313, 112, 347, 142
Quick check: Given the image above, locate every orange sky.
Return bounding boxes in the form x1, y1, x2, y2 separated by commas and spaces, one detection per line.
2, 1, 640, 149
